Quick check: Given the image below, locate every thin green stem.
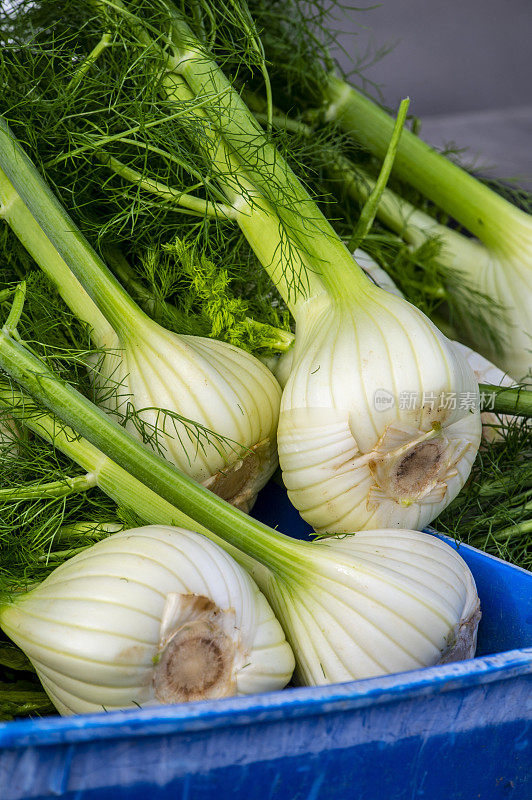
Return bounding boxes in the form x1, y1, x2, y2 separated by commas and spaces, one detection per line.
479, 383, 532, 417
254, 111, 311, 136
44, 104, 224, 169
98, 137, 227, 201
66, 31, 113, 92
97, 151, 238, 219
54, 521, 123, 542
506, 492, 532, 510
477, 471, 532, 498
348, 97, 410, 251
489, 519, 532, 541
2, 281, 26, 337
337, 161, 485, 282
0, 473, 97, 502
323, 75, 526, 247
38, 546, 92, 562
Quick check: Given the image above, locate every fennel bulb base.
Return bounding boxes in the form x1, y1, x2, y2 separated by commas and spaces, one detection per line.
437, 601, 481, 665
278, 407, 480, 532
153, 594, 239, 703
202, 436, 278, 512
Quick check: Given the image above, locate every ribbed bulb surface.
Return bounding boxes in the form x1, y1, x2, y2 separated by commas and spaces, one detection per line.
265, 529, 480, 686
277, 286, 482, 532
355, 247, 516, 442
97, 322, 282, 511
462, 236, 532, 383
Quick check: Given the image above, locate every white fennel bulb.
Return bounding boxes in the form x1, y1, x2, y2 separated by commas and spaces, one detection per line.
277, 280, 481, 534
0, 526, 294, 716
265, 529, 480, 685
97, 320, 281, 511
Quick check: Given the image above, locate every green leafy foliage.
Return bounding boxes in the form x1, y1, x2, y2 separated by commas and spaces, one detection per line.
437, 418, 532, 571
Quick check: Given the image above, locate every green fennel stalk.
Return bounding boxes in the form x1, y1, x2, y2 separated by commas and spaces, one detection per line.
320, 78, 532, 381
0, 330, 297, 574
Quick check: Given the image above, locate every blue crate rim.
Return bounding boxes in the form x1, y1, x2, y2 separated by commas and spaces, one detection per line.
1, 647, 531, 748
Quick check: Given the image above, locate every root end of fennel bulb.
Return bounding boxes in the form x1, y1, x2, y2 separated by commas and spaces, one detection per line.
153, 594, 239, 703
0, 526, 295, 715
277, 288, 482, 533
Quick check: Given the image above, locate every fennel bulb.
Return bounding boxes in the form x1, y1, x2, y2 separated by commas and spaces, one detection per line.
266, 529, 480, 685
323, 77, 532, 382
0, 335, 481, 688
93, 320, 281, 511
0, 525, 295, 715
0, 119, 282, 510
277, 281, 481, 533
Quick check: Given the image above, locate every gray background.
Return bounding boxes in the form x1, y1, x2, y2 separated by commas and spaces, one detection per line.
332, 0, 532, 187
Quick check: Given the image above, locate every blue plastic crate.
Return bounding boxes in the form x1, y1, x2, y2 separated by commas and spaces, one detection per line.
1, 483, 531, 800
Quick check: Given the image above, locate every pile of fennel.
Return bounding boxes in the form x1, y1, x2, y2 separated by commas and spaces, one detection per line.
0, 0, 530, 721
0, 329, 481, 697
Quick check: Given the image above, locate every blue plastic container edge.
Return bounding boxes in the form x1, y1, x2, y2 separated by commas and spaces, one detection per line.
1, 646, 530, 749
